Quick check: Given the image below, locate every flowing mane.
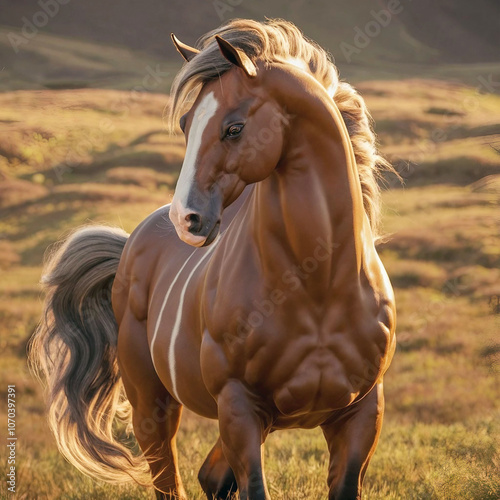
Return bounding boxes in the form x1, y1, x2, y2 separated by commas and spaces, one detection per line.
168, 18, 391, 237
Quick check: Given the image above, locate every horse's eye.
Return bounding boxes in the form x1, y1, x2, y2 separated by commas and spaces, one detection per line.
225, 123, 244, 138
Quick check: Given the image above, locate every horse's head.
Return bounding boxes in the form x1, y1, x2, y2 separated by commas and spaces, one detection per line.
169, 35, 287, 246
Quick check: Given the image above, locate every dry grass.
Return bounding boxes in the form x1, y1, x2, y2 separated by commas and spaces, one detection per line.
0, 82, 499, 499
361, 80, 500, 186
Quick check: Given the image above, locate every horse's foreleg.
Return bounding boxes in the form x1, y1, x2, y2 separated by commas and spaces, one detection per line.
117, 314, 187, 499
217, 380, 270, 500
131, 394, 185, 500
321, 382, 384, 500
198, 436, 237, 499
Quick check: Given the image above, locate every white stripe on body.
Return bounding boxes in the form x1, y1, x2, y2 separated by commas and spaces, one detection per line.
167, 239, 219, 402
150, 248, 197, 366
174, 91, 219, 208
150, 238, 220, 404
150, 92, 221, 402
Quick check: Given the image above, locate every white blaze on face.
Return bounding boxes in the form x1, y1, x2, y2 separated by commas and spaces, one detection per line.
174, 91, 219, 208
170, 91, 219, 246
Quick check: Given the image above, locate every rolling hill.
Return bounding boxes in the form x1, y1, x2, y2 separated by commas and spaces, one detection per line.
1, 0, 499, 90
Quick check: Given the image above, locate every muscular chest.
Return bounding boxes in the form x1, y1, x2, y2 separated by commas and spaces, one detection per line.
208, 276, 389, 374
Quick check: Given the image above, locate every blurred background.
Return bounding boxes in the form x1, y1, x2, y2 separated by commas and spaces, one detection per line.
0, 1, 499, 498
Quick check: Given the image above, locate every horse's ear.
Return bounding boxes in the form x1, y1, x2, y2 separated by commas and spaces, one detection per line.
171, 33, 199, 62
215, 35, 257, 78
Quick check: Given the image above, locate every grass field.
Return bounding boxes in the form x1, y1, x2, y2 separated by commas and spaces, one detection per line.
0, 79, 499, 499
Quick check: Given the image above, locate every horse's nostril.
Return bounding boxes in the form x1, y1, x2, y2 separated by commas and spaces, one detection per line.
185, 213, 202, 234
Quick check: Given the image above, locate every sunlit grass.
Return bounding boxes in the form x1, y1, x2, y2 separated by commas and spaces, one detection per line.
0, 83, 499, 498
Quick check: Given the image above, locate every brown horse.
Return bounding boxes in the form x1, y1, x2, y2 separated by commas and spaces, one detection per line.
31, 19, 396, 500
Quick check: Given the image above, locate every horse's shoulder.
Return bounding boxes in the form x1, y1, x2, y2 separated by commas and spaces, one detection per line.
126, 203, 173, 250
117, 205, 174, 280
114, 205, 175, 320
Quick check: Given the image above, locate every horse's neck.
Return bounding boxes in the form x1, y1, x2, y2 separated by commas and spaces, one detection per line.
250, 96, 368, 300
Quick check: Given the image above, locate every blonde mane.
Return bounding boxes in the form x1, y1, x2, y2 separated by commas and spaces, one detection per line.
168, 18, 391, 237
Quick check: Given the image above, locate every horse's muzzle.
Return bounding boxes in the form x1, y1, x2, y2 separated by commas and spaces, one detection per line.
170, 202, 221, 247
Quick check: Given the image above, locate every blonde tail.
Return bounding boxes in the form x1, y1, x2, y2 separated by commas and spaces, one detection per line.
29, 226, 150, 484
